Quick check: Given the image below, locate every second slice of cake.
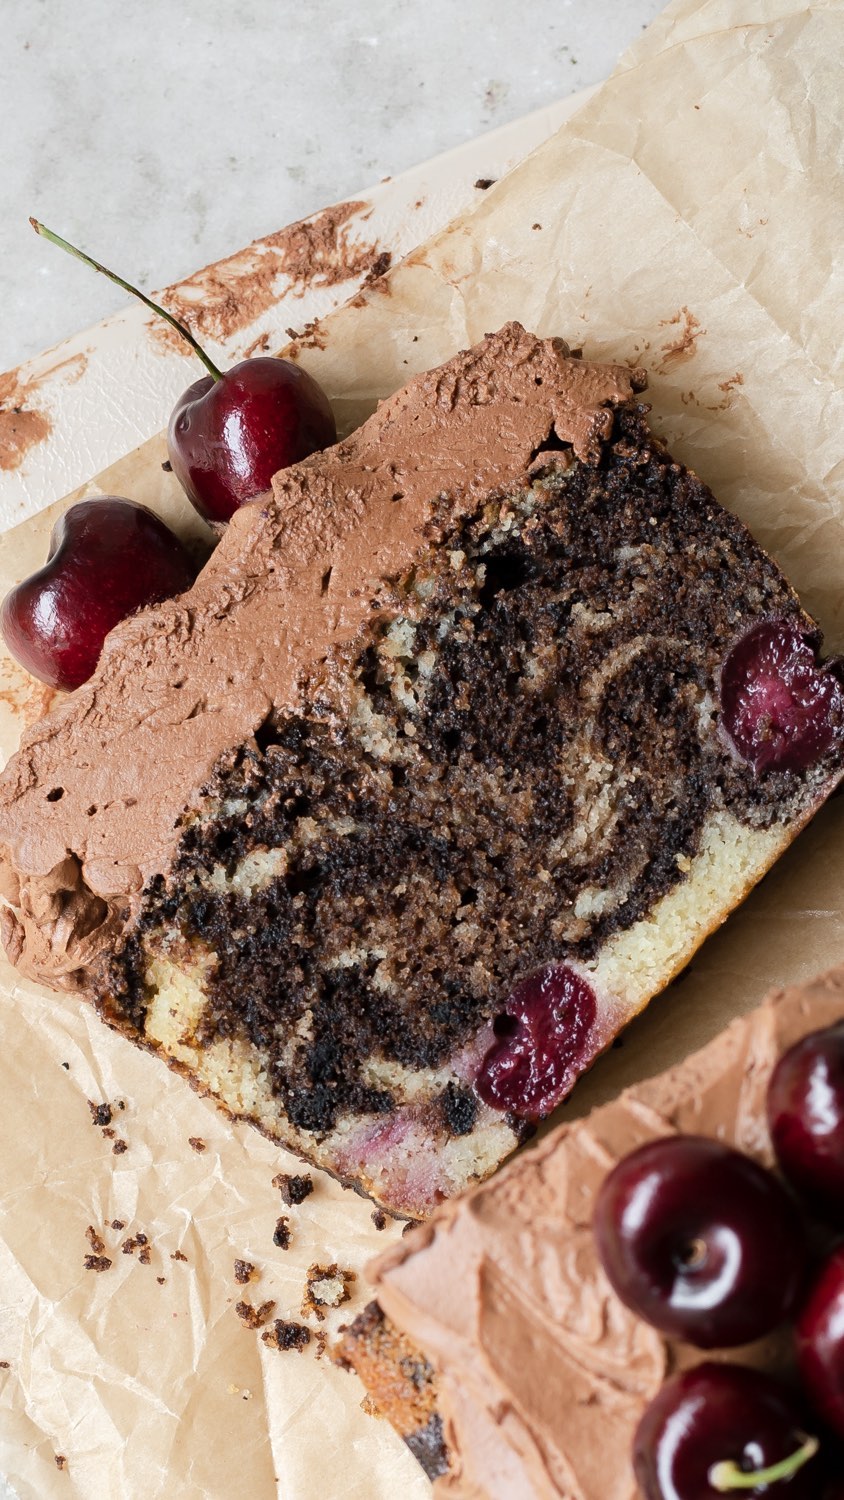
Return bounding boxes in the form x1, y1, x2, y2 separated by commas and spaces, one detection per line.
1, 324, 842, 1215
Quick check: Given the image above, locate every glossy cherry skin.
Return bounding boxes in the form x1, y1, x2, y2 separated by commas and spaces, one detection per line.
593, 1136, 806, 1348
633, 1364, 820, 1500
719, 618, 844, 774
796, 1245, 844, 1439
475, 964, 597, 1118
167, 356, 336, 525
767, 1023, 844, 1222
0, 498, 195, 691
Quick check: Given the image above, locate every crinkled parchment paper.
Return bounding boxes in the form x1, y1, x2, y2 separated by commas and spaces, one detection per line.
1, 0, 843, 1494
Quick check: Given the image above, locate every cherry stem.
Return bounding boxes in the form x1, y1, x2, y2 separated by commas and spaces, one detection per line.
30, 218, 223, 383
709, 1435, 819, 1491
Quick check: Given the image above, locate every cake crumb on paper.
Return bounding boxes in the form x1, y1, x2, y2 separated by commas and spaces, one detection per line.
273, 1216, 291, 1250
85, 1226, 105, 1254
234, 1259, 256, 1284
87, 1101, 112, 1127
371, 1209, 388, 1231
171, 1250, 188, 1263
55, 1454, 67, 1471
262, 1319, 311, 1353
273, 1171, 313, 1206
188, 1136, 206, 1153
302, 1263, 356, 1321
83, 1255, 112, 1273
235, 1299, 276, 1330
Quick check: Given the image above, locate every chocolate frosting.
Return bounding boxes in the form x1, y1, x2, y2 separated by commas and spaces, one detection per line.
0, 324, 644, 989
371, 965, 844, 1500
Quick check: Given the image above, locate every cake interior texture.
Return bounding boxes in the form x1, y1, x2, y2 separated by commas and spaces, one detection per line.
96, 399, 841, 1215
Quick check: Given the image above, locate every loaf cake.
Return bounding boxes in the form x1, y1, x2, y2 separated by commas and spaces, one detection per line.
340, 965, 844, 1498
1, 324, 842, 1216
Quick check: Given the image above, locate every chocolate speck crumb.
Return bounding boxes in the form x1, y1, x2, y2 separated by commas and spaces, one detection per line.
102, 1127, 115, 1139
314, 1330, 328, 1360
273, 1172, 313, 1206
111, 1220, 125, 1231
171, 1250, 188, 1263
262, 1319, 310, 1353
157, 1276, 166, 1285
84, 1255, 112, 1272
0, 1361, 10, 1369
61, 1061, 69, 1070
273, 1216, 291, 1250
85, 1226, 105, 1254
88, 1101, 112, 1127
532, 222, 542, 231
371, 1209, 388, 1231
234, 1259, 256, 1285
364, 250, 392, 284
55, 1455, 67, 1471
122, 1232, 149, 1258
302, 1263, 356, 1321
112, 1139, 128, 1154
188, 1136, 206, 1153
474, 177, 496, 190
161, 459, 172, 472
236, 1299, 276, 1330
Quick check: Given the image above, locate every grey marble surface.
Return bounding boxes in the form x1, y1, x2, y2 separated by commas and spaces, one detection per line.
1, 0, 664, 372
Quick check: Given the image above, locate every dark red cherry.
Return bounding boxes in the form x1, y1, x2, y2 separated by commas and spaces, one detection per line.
593, 1135, 806, 1347
0, 498, 195, 691
167, 356, 336, 525
475, 964, 597, 1118
633, 1364, 821, 1499
796, 1245, 844, 1439
29, 220, 337, 530
767, 1023, 844, 1221
719, 618, 844, 773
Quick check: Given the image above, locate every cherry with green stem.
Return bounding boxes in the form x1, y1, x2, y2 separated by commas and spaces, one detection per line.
30, 219, 337, 526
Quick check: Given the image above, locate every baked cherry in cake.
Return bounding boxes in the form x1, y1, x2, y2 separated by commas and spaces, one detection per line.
767, 1022, 844, 1220
720, 619, 844, 773
475, 965, 597, 1117
633, 1365, 820, 1500
593, 1136, 806, 1347
0, 498, 195, 690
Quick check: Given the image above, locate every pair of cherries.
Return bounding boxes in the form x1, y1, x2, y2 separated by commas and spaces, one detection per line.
593, 1020, 844, 1498
1, 223, 336, 691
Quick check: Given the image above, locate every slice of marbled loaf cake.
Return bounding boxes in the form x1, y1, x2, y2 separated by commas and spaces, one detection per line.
2, 325, 842, 1216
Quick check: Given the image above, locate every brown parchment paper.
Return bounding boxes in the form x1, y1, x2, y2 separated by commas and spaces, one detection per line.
1, 1, 843, 1495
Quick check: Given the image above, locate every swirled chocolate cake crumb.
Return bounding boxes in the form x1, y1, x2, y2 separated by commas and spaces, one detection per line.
263, 1319, 311, 1353
235, 1299, 276, 1330
273, 1172, 313, 1206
